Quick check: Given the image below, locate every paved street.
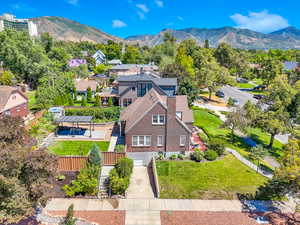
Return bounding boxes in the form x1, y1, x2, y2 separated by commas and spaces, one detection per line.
220, 85, 257, 106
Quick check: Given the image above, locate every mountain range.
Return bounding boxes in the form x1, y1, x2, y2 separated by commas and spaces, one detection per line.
31, 16, 300, 49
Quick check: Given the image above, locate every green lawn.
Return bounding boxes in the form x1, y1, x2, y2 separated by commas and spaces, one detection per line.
156, 155, 267, 199
48, 141, 110, 156
193, 106, 283, 170
236, 83, 256, 89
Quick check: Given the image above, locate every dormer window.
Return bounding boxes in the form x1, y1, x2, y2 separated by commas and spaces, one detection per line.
12, 95, 16, 100
152, 114, 165, 125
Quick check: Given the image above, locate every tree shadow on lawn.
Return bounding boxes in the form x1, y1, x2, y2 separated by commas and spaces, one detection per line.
248, 133, 282, 158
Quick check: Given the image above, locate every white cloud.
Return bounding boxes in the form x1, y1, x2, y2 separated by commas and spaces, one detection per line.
112, 19, 127, 28
67, 0, 78, 6
230, 10, 289, 33
155, 0, 164, 8
136, 4, 149, 13
177, 16, 184, 21
137, 11, 146, 20
166, 22, 174, 26
11, 3, 36, 12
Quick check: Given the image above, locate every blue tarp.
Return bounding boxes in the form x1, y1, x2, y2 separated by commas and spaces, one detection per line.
242, 137, 257, 147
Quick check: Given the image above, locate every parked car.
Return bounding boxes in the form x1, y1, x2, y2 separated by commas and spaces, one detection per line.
215, 90, 225, 98
253, 85, 267, 91
253, 94, 265, 100
236, 77, 248, 83
232, 98, 240, 106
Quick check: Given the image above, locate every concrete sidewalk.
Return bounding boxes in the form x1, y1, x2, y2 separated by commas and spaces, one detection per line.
45, 198, 296, 213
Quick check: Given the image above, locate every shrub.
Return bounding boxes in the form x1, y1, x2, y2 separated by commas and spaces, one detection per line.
81, 97, 87, 106
191, 150, 204, 162
115, 145, 125, 152
115, 158, 133, 178
60, 204, 76, 225
169, 154, 177, 160
65, 107, 120, 121
108, 97, 113, 107
204, 150, 218, 161
208, 139, 225, 156
62, 164, 100, 197
89, 144, 102, 166
109, 168, 130, 195
178, 154, 184, 160
94, 95, 101, 107
227, 97, 235, 107
87, 87, 92, 102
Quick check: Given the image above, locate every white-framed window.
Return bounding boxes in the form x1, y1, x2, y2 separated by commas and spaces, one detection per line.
157, 135, 163, 146
132, 135, 151, 146
180, 135, 187, 146
152, 114, 165, 125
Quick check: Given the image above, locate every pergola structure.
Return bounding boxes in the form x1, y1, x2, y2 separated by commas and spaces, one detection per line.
54, 116, 94, 137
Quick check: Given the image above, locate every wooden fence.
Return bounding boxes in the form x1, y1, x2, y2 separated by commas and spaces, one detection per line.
58, 152, 126, 171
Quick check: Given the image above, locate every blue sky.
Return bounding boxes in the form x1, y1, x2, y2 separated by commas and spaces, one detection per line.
1, 0, 300, 38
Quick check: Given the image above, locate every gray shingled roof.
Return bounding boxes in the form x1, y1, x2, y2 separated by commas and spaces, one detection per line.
117, 74, 177, 86
111, 64, 158, 70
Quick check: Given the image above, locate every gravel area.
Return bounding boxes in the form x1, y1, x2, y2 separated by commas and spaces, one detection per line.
48, 211, 125, 225
161, 211, 261, 225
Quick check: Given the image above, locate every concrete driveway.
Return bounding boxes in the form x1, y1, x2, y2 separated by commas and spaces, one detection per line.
126, 166, 155, 199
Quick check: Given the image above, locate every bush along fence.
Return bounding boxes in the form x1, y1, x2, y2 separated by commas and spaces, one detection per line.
152, 157, 160, 198
62, 144, 102, 198
108, 157, 134, 197
64, 106, 120, 122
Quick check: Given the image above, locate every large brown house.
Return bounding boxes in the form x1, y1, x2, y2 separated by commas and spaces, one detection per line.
0, 86, 29, 118
120, 89, 193, 154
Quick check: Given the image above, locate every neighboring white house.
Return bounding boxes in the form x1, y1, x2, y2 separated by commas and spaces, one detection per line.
92, 50, 106, 65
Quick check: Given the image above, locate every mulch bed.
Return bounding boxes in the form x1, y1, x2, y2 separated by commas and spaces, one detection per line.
52, 171, 78, 198
48, 210, 125, 225
161, 211, 262, 225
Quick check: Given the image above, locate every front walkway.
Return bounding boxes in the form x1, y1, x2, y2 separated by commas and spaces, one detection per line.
126, 166, 155, 199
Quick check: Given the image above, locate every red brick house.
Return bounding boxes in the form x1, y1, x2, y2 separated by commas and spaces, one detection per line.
0, 86, 29, 119
120, 89, 193, 154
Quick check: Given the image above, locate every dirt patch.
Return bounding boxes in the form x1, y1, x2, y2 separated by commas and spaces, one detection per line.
161, 211, 261, 225
48, 210, 125, 225
52, 171, 78, 198
199, 94, 226, 107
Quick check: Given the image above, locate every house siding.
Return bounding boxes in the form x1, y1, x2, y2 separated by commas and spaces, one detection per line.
125, 103, 190, 153
2, 102, 28, 118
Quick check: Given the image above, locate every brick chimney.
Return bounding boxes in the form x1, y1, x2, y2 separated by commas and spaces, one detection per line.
165, 96, 177, 152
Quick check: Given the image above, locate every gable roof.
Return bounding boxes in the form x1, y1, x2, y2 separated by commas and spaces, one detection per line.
75, 80, 98, 92
111, 64, 158, 70
117, 74, 177, 87
120, 89, 193, 133
0, 86, 27, 112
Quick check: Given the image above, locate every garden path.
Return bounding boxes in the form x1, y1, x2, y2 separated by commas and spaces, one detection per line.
226, 148, 273, 179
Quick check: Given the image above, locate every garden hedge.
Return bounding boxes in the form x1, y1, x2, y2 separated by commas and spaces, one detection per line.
65, 107, 120, 121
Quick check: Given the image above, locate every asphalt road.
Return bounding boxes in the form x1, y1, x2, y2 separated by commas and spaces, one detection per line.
220, 85, 257, 107
219, 85, 289, 144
